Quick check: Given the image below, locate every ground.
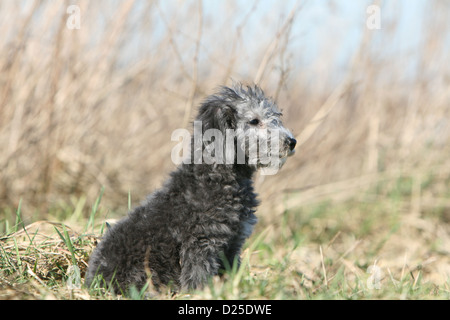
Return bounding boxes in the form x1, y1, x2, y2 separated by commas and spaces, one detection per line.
1, 173, 449, 300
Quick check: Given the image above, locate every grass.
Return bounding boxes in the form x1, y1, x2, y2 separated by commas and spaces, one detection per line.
1, 172, 449, 300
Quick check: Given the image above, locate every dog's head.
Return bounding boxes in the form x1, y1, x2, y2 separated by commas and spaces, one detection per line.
195, 83, 296, 173
196, 86, 241, 133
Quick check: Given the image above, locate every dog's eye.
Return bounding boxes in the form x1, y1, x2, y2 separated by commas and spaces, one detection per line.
249, 119, 260, 125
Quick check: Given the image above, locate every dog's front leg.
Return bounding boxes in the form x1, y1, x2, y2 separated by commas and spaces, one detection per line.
179, 238, 223, 290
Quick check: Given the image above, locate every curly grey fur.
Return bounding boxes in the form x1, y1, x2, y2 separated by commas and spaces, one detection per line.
85, 83, 296, 293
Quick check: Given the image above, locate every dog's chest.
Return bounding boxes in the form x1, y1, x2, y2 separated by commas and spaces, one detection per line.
235, 182, 258, 238
239, 211, 257, 239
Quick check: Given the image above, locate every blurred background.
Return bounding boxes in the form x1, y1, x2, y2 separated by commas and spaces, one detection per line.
0, 0, 449, 223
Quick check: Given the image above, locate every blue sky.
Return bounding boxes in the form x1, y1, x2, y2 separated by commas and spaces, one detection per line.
189, 0, 441, 80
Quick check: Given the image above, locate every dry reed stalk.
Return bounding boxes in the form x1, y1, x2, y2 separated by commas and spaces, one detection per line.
182, 0, 203, 129
253, 0, 302, 85
222, 0, 259, 84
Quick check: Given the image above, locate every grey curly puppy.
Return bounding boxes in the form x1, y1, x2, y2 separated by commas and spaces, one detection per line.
85, 83, 296, 293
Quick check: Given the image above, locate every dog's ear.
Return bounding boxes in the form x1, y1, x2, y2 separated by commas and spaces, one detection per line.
196, 100, 236, 132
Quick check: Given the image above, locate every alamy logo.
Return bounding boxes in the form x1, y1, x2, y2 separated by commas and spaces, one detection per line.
171, 121, 283, 175
366, 264, 384, 289
66, 5, 81, 30
366, 4, 381, 30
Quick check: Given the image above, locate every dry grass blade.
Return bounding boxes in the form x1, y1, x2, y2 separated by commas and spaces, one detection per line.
319, 246, 328, 287
295, 82, 350, 148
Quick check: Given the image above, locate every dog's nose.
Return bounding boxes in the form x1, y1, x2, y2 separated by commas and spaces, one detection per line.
288, 137, 296, 151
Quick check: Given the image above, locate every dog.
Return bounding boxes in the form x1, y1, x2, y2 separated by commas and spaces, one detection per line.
85, 83, 296, 293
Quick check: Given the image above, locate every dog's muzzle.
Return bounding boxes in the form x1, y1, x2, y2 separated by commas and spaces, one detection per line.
286, 137, 296, 156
